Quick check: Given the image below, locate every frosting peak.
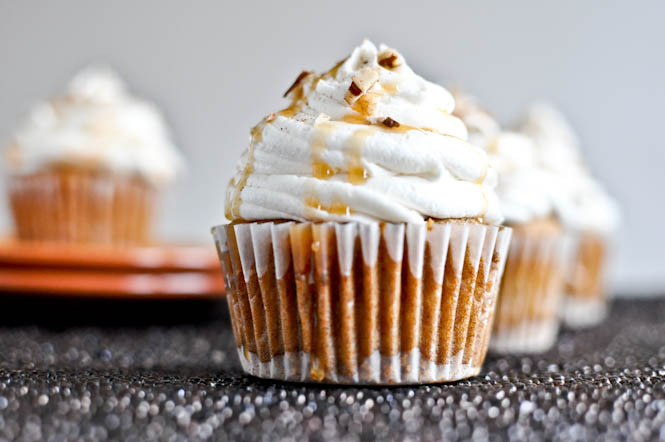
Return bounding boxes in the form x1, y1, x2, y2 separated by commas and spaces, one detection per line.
6, 66, 183, 186
225, 40, 502, 224
520, 103, 620, 234
66, 66, 127, 104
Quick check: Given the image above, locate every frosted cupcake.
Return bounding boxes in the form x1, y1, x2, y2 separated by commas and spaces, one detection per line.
212, 40, 512, 384
4, 67, 182, 244
453, 93, 565, 353
521, 103, 619, 328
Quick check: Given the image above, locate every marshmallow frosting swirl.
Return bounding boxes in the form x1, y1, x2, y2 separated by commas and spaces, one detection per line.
5, 67, 183, 186
521, 103, 620, 234
225, 40, 502, 224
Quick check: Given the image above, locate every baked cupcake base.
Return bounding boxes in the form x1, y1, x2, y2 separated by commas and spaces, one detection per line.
213, 220, 512, 385
8, 166, 155, 245
490, 219, 564, 354
561, 232, 609, 328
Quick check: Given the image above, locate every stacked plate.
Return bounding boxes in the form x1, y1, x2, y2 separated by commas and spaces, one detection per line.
0, 239, 225, 299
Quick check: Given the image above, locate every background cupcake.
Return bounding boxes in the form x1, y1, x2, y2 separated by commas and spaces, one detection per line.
213, 40, 512, 385
453, 93, 565, 354
4, 67, 183, 245
521, 103, 620, 328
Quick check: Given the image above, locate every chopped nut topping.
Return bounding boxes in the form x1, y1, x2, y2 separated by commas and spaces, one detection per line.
382, 117, 400, 128
378, 49, 402, 69
283, 71, 312, 98
344, 67, 379, 105
348, 82, 362, 97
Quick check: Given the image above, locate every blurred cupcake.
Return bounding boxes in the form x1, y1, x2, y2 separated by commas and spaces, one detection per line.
521, 103, 619, 328
4, 67, 183, 245
453, 93, 565, 353
212, 40, 512, 385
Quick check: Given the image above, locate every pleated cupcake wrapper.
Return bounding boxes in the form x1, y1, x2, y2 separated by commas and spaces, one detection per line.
212, 221, 512, 385
490, 230, 566, 354
561, 231, 611, 329
560, 296, 608, 329
8, 171, 155, 244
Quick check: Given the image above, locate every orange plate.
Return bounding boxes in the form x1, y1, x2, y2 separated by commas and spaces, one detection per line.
0, 239, 222, 272
0, 239, 225, 299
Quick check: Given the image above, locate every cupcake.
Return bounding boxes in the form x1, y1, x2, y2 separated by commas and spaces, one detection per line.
4, 67, 182, 245
212, 40, 512, 385
521, 103, 620, 328
453, 93, 566, 353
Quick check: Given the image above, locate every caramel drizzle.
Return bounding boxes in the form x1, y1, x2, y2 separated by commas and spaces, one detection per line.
304, 124, 376, 218
305, 120, 350, 219
347, 128, 375, 185
310, 121, 335, 180
302, 58, 353, 219
227, 59, 348, 220
226, 121, 267, 220
305, 195, 353, 218
229, 55, 488, 222
288, 57, 348, 180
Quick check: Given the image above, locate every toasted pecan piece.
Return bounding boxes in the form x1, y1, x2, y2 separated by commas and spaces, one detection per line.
378, 49, 402, 69
344, 67, 379, 105
381, 117, 400, 128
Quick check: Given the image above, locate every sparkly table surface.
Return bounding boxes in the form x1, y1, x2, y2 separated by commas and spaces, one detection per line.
0, 296, 664, 441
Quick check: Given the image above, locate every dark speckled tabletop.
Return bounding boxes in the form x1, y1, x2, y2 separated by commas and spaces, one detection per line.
0, 296, 664, 441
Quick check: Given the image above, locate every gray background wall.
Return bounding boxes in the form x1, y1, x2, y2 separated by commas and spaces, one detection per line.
0, 0, 663, 294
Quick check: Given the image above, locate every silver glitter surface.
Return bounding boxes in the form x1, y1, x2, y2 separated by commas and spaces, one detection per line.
0, 299, 664, 441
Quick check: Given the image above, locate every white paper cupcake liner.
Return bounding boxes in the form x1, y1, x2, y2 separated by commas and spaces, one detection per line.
561, 231, 610, 328
8, 170, 155, 244
490, 226, 566, 354
560, 296, 608, 329
212, 221, 512, 385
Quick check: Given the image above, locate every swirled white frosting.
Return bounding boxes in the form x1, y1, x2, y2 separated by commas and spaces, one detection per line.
5, 67, 183, 186
521, 103, 620, 234
225, 40, 502, 224
452, 92, 555, 224
485, 132, 556, 224
451, 91, 500, 149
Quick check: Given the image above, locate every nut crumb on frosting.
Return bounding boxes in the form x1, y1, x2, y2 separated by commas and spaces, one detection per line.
224, 40, 504, 225
382, 117, 400, 128
344, 67, 379, 105
378, 49, 402, 69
